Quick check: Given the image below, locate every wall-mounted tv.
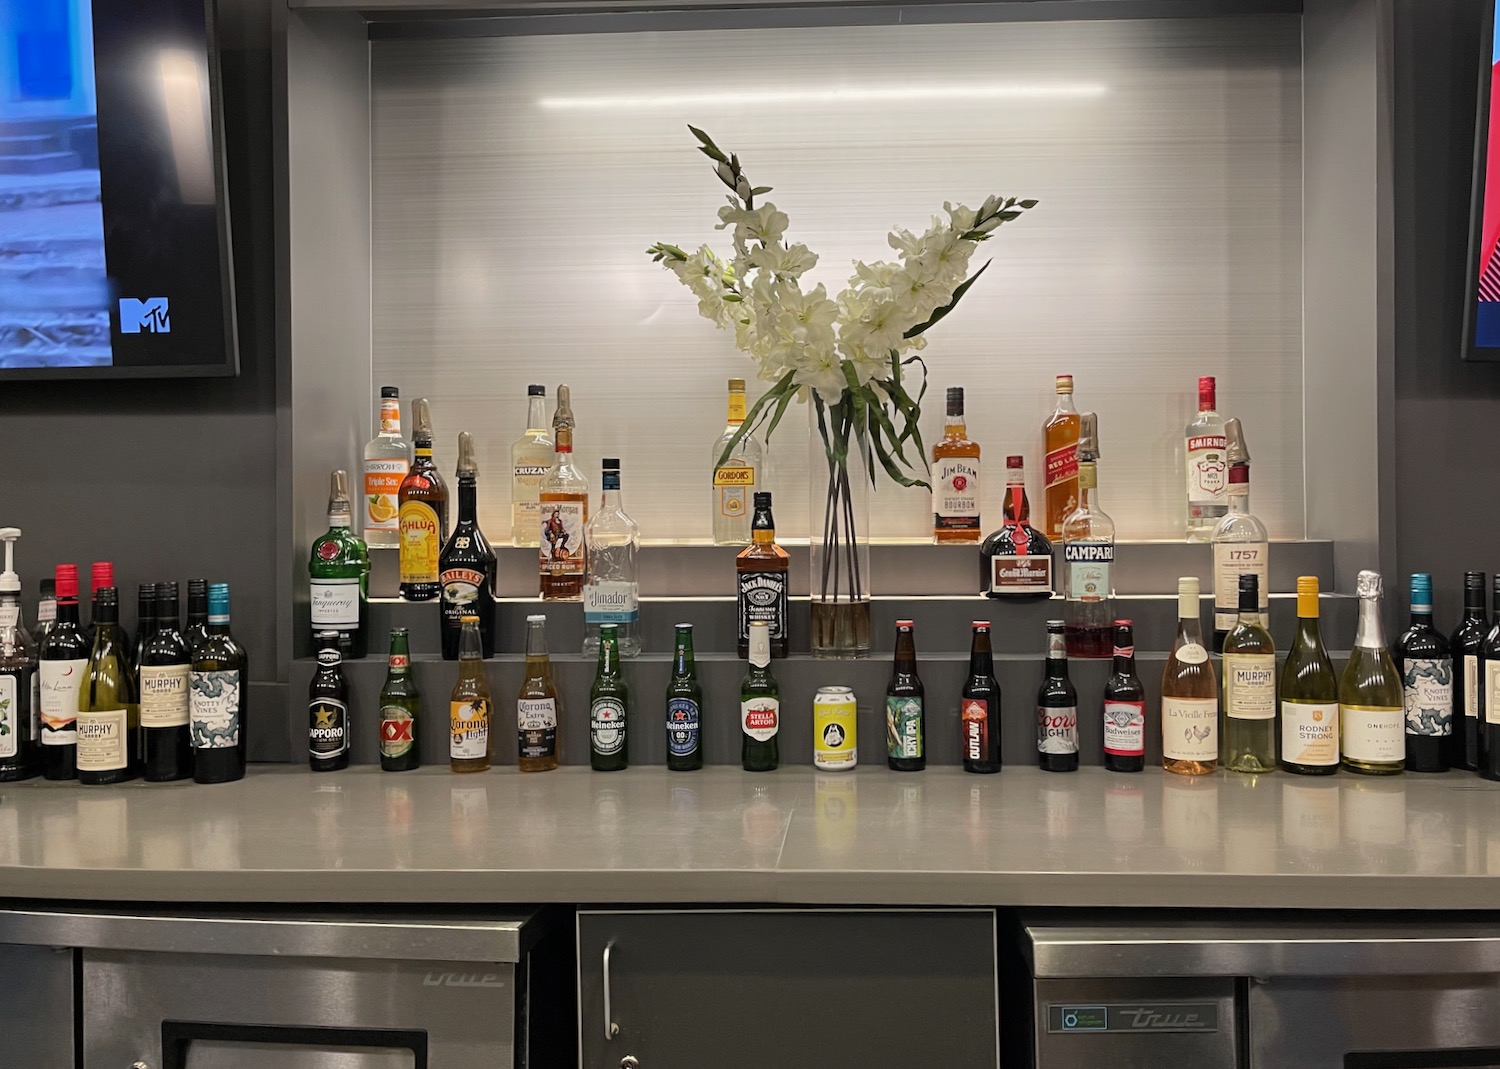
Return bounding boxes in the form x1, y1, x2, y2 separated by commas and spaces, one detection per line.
1467, 0, 1500, 361
0, 0, 235, 379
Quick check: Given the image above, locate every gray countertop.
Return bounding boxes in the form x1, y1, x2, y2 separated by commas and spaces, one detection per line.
0, 765, 1496, 908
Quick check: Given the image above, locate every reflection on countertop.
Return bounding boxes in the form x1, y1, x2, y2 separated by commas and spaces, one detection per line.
0, 766, 1496, 907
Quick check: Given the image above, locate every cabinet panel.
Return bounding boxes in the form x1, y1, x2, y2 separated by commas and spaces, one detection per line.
578, 909, 998, 1069
0, 943, 74, 1068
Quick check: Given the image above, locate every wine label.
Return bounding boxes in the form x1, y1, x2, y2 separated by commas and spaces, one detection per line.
190, 670, 240, 749
1341, 704, 1403, 762
1281, 700, 1339, 766
399, 500, 442, 584
933, 457, 981, 531
742, 696, 779, 744
584, 581, 640, 625
715, 460, 755, 520
1403, 657, 1453, 736
363, 458, 408, 532
962, 698, 990, 763
591, 697, 626, 755
36, 601, 54, 625
1187, 434, 1228, 511
310, 578, 360, 628
39, 658, 87, 744
77, 709, 128, 771
667, 697, 700, 756
1212, 542, 1269, 632
1487, 661, 1500, 725
1467, 654, 1481, 719
1036, 704, 1078, 756
450, 699, 490, 760
28, 673, 37, 742
0, 674, 17, 759
139, 664, 190, 728
1174, 642, 1209, 666
1223, 653, 1277, 720
986, 553, 1053, 596
539, 500, 586, 578
1064, 543, 1113, 603
738, 571, 788, 646
518, 697, 558, 760
886, 696, 923, 758
380, 705, 416, 759
1103, 700, 1146, 757
0, 605, 17, 629
309, 698, 348, 759
1162, 696, 1217, 760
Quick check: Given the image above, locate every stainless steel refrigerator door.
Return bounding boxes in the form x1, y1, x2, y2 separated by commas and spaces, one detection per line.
1250, 975, 1500, 1068
82, 950, 517, 1069
578, 908, 999, 1069
1031, 977, 1238, 1069
0, 943, 75, 1069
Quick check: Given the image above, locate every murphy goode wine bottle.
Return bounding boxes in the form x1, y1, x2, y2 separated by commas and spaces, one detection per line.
440, 431, 497, 660
77, 587, 138, 785
140, 581, 193, 782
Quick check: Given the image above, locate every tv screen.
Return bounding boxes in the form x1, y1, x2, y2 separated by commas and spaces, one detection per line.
1468, 0, 1500, 361
0, 0, 235, 379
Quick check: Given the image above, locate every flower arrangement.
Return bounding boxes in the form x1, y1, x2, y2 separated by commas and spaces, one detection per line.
649, 127, 1036, 653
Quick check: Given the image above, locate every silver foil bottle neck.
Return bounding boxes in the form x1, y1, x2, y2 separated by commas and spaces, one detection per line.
1356, 569, 1383, 600
1224, 417, 1250, 465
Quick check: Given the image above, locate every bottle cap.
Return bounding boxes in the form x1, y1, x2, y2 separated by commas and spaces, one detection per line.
1198, 376, 1217, 408
411, 398, 433, 440
380, 385, 399, 399
753, 491, 772, 508
1238, 572, 1259, 606
0, 527, 19, 595
1296, 576, 1319, 598
1006, 455, 1024, 469
159, 580, 179, 601
676, 622, 693, 631
456, 431, 478, 478
602, 457, 620, 469
1114, 618, 1134, 627
55, 564, 78, 600
1466, 571, 1486, 590
1410, 573, 1433, 611
972, 620, 990, 629
1177, 576, 1199, 598
39, 578, 54, 599
461, 614, 480, 625
528, 384, 545, 397
96, 587, 118, 609
1046, 619, 1065, 632
1078, 412, 1099, 460
1356, 570, 1383, 599
328, 470, 351, 512
1224, 418, 1250, 465
207, 582, 230, 621
728, 377, 746, 392
895, 619, 914, 628
91, 561, 114, 592
946, 386, 964, 415
525, 615, 544, 624
554, 385, 573, 420
188, 578, 207, 596
1055, 375, 1073, 395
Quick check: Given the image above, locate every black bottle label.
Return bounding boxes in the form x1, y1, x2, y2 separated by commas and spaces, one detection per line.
738, 571, 787, 643
309, 698, 348, 758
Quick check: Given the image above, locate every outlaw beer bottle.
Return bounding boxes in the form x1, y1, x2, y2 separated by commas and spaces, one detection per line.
77, 586, 138, 785
308, 631, 350, 771
666, 623, 703, 771
140, 581, 193, 782
1036, 620, 1079, 772
741, 620, 780, 772
450, 615, 492, 773
736, 493, 789, 658
190, 583, 248, 784
439, 431, 497, 659
39, 564, 89, 781
517, 615, 560, 772
589, 624, 629, 771
886, 620, 925, 772
398, 398, 449, 602
961, 621, 1001, 773
310, 469, 370, 659
379, 628, 421, 771
1102, 621, 1146, 772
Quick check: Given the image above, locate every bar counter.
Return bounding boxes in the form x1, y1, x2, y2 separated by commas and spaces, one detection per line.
0, 765, 1492, 907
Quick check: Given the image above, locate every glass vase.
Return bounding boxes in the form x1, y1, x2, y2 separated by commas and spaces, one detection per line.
808, 396, 872, 658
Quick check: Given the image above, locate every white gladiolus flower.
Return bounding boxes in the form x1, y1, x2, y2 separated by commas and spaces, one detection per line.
747, 242, 819, 279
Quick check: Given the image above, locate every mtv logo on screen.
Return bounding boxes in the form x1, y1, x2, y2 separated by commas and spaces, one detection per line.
119, 297, 171, 334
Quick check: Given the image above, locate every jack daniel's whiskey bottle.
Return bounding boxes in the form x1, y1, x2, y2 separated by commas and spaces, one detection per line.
980, 455, 1053, 600
736, 493, 788, 658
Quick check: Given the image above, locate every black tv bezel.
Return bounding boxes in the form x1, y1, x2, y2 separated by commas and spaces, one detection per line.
1464, 0, 1500, 362
0, 0, 238, 382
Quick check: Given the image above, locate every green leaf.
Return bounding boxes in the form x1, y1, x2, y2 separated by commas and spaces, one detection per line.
751, 186, 773, 196
866, 393, 913, 468
1018, 199, 1039, 209
760, 382, 800, 440
715, 371, 796, 469
903, 260, 991, 338
870, 424, 928, 489
687, 125, 729, 164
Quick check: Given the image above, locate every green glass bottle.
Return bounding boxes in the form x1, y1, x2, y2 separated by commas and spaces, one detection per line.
741, 620, 780, 772
309, 469, 371, 659
1279, 576, 1340, 775
589, 624, 628, 771
140, 581, 193, 782
1340, 569, 1405, 775
666, 623, 702, 771
1221, 572, 1277, 773
379, 628, 421, 771
77, 587, 139, 785
191, 583, 248, 784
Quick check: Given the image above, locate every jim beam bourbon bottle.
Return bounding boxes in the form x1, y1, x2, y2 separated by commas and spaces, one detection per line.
980, 456, 1053, 600
1042, 374, 1081, 540
932, 386, 981, 543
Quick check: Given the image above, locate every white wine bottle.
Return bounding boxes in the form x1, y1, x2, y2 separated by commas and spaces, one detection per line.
1279, 576, 1339, 775
1221, 572, 1276, 773
1340, 570, 1404, 775
1161, 576, 1218, 775
77, 587, 138, 785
